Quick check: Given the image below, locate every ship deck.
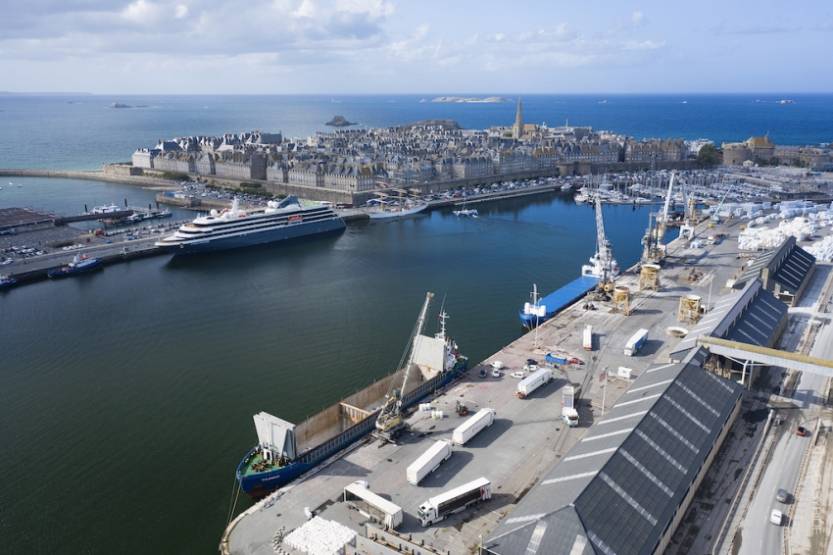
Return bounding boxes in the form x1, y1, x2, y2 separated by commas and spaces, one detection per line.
222, 216, 751, 555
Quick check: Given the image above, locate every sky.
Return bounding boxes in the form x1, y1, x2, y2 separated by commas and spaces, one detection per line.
0, 0, 831, 94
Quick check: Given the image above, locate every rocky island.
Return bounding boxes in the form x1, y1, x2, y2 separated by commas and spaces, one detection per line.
325, 115, 357, 127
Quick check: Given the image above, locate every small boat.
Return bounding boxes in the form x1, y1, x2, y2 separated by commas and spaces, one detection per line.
561, 183, 572, 192
0, 274, 17, 289
90, 204, 121, 215
453, 208, 479, 218
47, 255, 103, 278
368, 203, 428, 221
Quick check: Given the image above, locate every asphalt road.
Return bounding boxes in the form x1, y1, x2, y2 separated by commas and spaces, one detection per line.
737, 268, 833, 555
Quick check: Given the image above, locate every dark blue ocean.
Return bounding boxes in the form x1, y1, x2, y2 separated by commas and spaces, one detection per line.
1, 94, 832, 170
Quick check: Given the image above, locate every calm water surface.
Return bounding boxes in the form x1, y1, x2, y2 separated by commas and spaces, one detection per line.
2, 178, 660, 553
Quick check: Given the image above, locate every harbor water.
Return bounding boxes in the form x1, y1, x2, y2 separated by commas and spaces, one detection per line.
3, 178, 660, 554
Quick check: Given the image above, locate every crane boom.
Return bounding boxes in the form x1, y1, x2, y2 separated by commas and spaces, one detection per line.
374, 291, 434, 439
657, 171, 676, 240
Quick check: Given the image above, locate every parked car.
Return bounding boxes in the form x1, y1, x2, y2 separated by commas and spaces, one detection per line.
776, 489, 791, 503
770, 509, 783, 526
796, 426, 810, 437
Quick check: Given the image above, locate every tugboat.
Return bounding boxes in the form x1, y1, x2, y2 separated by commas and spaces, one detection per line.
47, 255, 103, 278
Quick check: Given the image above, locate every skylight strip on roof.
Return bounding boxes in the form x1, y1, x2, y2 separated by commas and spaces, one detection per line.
674, 382, 720, 418
628, 379, 674, 394
598, 410, 649, 425
615, 393, 662, 408
542, 471, 598, 485
619, 448, 674, 497
564, 447, 618, 462
582, 428, 634, 442
633, 429, 688, 474
599, 472, 658, 526
648, 413, 700, 453
664, 395, 712, 434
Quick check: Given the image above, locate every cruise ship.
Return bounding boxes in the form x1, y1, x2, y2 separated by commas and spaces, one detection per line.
155, 196, 345, 254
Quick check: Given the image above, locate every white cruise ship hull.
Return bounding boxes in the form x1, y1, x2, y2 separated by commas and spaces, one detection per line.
159, 217, 345, 255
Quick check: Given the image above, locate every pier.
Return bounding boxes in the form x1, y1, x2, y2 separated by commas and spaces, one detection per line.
219, 213, 792, 555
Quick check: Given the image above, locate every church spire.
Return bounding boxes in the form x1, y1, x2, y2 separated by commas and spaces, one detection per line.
512, 97, 524, 139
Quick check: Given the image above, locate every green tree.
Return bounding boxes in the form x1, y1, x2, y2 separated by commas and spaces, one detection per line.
697, 144, 721, 168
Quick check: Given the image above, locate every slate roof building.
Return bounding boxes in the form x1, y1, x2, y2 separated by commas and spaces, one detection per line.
734, 236, 816, 306
483, 353, 743, 555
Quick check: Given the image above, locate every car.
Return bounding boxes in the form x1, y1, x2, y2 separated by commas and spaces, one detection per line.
478, 368, 487, 379
770, 509, 783, 526
510, 370, 526, 379
776, 489, 791, 503
796, 426, 810, 437
491, 369, 502, 378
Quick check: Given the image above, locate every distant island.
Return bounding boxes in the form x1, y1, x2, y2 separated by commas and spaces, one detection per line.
325, 115, 357, 127
429, 96, 509, 104
110, 102, 147, 109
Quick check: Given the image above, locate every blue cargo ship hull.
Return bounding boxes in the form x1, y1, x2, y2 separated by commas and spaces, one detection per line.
519, 275, 599, 329
166, 218, 346, 255
237, 360, 467, 498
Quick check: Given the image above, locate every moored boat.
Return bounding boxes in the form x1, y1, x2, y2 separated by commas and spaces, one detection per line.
0, 274, 17, 289
368, 202, 428, 221
236, 302, 468, 498
47, 255, 103, 278
155, 196, 345, 254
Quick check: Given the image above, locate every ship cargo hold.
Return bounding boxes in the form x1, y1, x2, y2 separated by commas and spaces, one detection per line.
236, 308, 468, 498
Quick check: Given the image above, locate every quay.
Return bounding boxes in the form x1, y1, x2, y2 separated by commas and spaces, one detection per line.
219, 209, 826, 555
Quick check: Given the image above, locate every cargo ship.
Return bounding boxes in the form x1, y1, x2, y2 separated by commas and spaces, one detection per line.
236, 298, 468, 498
47, 255, 103, 278
155, 196, 345, 254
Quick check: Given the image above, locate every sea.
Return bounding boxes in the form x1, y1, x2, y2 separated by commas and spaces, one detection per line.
1, 94, 831, 554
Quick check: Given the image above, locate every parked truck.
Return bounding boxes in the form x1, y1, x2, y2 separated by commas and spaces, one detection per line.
417, 477, 492, 527
452, 408, 496, 445
516, 367, 552, 398
562, 385, 579, 427
582, 325, 593, 351
624, 328, 649, 356
343, 480, 403, 530
406, 440, 452, 485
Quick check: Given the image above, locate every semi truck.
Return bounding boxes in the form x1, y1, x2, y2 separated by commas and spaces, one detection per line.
516, 367, 552, 398
582, 325, 593, 351
452, 408, 496, 445
624, 328, 649, 356
562, 385, 579, 427
343, 480, 403, 530
406, 440, 452, 485
417, 477, 492, 527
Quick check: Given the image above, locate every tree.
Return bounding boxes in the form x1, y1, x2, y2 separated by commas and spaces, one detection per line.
697, 144, 721, 168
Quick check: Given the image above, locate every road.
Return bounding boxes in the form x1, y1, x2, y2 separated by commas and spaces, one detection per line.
737, 267, 833, 555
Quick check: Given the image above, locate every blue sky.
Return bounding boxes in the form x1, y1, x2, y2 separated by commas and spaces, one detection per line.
1, 0, 831, 94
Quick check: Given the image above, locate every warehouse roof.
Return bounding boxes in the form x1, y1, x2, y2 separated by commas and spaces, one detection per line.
670, 279, 787, 361
485, 356, 742, 555
735, 236, 815, 295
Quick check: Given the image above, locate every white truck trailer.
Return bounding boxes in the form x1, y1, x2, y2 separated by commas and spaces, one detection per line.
516, 367, 552, 398
452, 408, 496, 445
582, 325, 593, 351
406, 440, 452, 485
417, 477, 492, 527
624, 328, 649, 356
343, 480, 403, 530
561, 385, 579, 427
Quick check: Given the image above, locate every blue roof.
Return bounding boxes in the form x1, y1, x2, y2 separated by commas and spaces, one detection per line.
520, 275, 599, 325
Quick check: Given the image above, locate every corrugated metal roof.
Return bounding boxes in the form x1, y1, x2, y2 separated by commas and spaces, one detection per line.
771, 245, 815, 294
486, 359, 742, 555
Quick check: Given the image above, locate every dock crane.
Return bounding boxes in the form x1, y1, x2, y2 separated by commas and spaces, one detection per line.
583, 196, 619, 295
710, 180, 735, 224
642, 171, 676, 263
374, 291, 434, 442
679, 177, 698, 241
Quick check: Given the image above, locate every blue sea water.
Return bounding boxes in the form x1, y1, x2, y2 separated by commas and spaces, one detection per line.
1, 93, 831, 170
0, 94, 828, 554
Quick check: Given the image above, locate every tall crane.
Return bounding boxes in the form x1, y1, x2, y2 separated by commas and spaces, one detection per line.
679, 177, 698, 240
641, 172, 676, 263
374, 291, 434, 441
710, 180, 735, 224
583, 197, 619, 292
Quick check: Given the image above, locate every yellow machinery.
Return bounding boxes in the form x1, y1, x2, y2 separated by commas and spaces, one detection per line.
639, 263, 661, 291
612, 285, 631, 315
677, 294, 702, 323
